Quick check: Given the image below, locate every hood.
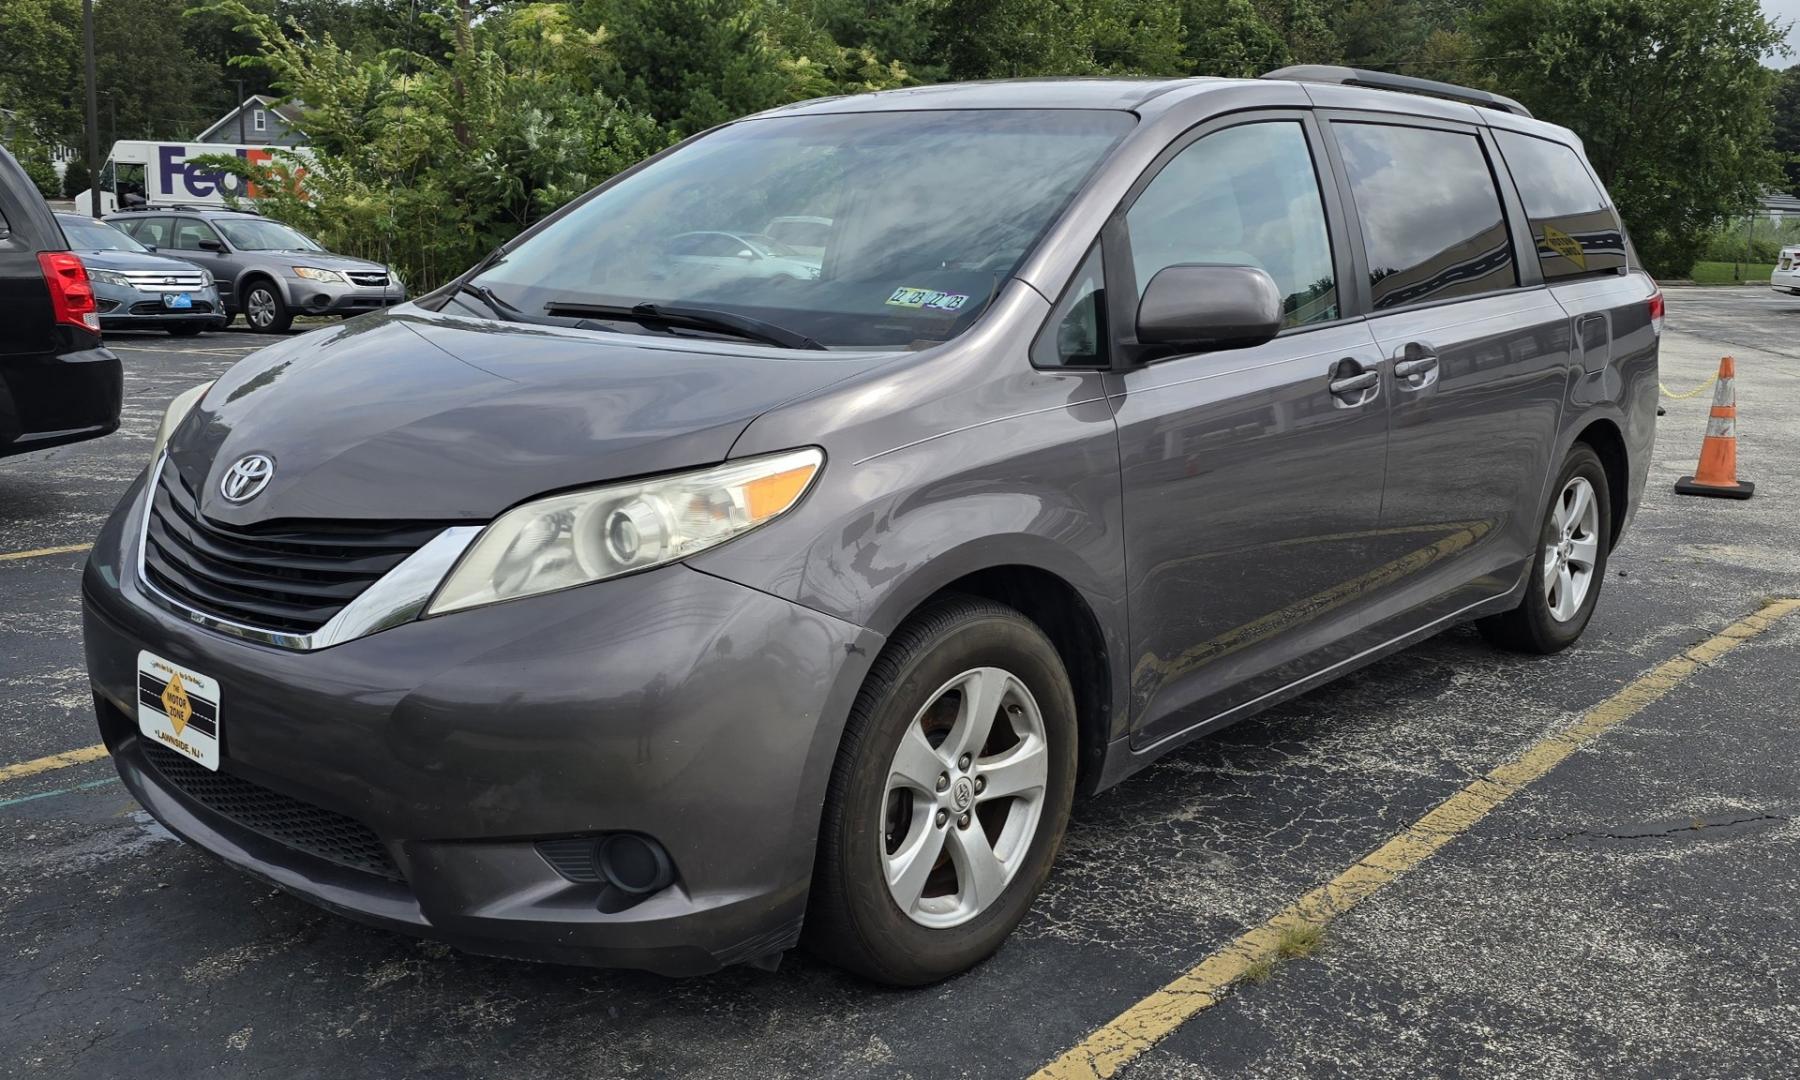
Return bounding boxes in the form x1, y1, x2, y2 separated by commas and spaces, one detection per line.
75, 249, 208, 274
165, 308, 888, 526
255, 250, 387, 272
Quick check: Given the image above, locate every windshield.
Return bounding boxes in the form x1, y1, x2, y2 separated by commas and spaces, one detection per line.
471, 109, 1135, 349
215, 219, 323, 251
60, 218, 148, 253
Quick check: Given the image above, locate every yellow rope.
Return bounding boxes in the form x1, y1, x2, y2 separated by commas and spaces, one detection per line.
1659, 374, 1718, 400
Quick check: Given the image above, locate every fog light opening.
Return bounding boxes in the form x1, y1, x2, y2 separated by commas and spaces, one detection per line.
596, 833, 674, 897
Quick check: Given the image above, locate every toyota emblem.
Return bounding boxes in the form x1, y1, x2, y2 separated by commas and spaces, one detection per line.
219, 454, 275, 503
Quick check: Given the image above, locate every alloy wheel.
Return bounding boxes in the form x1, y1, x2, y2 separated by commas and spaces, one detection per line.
247, 289, 276, 329
881, 666, 1049, 928
1543, 475, 1600, 622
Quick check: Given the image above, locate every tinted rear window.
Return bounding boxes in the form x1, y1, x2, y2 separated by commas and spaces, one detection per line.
1494, 130, 1626, 281
1335, 122, 1517, 310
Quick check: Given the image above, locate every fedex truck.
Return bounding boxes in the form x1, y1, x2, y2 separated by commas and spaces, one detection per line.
73, 141, 310, 214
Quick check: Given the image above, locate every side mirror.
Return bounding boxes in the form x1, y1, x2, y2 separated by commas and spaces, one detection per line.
1134, 264, 1283, 358
198, 238, 226, 252
735, 249, 757, 260
143, 244, 158, 252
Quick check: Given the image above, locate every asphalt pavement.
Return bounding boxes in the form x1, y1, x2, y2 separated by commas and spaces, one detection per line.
3, 290, 1799, 1079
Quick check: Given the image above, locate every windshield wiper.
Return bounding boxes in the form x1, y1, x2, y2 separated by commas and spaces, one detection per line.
456, 281, 522, 321
543, 300, 824, 351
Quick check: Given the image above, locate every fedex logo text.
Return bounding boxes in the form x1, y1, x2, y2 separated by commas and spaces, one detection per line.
155, 146, 294, 200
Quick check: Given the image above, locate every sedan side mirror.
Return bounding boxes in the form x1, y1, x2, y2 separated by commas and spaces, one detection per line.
143, 244, 157, 253
736, 249, 758, 260
1133, 264, 1283, 359
198, 238, 226, 252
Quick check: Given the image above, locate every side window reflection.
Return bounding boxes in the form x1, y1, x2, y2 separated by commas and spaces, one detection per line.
1126, 122, 1338, 329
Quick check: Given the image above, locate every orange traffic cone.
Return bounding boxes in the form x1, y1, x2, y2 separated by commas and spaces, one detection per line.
1674, 356, 1754, 499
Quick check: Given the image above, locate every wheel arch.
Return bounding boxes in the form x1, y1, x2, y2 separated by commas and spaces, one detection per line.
1573, 417, 1629, 543
866, 557, 1120, 794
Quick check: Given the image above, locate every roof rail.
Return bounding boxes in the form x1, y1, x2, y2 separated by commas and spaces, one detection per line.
119, 203, 261, 215
1261, 65, 1532, 118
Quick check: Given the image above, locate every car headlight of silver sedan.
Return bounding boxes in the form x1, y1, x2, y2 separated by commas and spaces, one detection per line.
88, 268, 129, 287
427, 448, 823, 615
293, 266, 346, 283
198, 268, 214, 287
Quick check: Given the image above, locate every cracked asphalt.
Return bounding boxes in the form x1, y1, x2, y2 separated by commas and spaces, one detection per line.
4, 290, 1799, 1079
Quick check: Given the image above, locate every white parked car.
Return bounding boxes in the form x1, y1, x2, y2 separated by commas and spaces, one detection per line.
667, 230, 820, 281
1772, 245, 1800, 294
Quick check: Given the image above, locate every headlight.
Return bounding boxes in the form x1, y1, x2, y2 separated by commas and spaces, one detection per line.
388, 265, 404, 288
151, 381, 214, 465
198, 268, 214, 287
293, 266, 346, 283
427, 448, 823, 615
88, 268, 129, 287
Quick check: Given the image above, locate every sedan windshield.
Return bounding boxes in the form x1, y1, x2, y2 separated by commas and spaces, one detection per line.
471, 109, 1135, 349
216, 219, 323, 251
61, 218, 148, 253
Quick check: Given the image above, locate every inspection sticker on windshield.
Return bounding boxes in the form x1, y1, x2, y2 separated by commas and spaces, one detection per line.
137, 650, 221, 770
886, 286, 970, 312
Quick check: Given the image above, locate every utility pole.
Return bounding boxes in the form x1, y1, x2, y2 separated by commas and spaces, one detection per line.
83, 0, 100, 216
235, 79, 247, 143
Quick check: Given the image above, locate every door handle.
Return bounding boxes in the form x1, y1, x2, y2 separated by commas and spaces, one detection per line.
1393, 343, 1440, 390
1329, 371, 1379, 395
1394, 356, 1438, 379
1327, 358, 1380, 408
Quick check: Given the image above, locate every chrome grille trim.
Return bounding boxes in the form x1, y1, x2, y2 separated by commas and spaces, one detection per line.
134, 455, 482, 651
119, 269, 208, 292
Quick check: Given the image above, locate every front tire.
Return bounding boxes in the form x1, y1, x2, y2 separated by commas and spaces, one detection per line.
1479, 443, 1612, 653
243, 281, 292, 333
806, 596, 1077, 985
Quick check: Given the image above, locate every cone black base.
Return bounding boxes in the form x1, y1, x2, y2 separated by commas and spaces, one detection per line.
1675, 476, 1754, 499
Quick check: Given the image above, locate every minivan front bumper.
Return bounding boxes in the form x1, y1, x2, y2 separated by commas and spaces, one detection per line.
83, 472, 881, 974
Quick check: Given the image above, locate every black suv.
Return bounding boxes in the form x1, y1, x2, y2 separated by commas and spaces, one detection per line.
0, 145, 122, 458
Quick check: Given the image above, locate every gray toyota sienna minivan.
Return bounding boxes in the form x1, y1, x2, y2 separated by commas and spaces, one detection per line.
83, 67, 1658, 985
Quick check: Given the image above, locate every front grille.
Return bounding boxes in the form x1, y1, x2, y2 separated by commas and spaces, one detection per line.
130, 300, 213, 315
346, 271, 389, 287
120, 269, 207, 291
142, 463, 446, 635
142, 743, 404, 881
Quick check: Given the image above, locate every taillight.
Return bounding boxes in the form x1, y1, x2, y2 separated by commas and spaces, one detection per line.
1647, 290, 1664, 336
37, 251, 100, 334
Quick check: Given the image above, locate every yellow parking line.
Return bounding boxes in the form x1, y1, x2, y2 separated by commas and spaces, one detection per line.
0, 543, 92, 563
0, 744, 109, 784
1035, 597, 1800, 1080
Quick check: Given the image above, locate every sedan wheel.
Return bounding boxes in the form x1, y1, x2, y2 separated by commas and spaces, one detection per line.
807, 596, 1076, 985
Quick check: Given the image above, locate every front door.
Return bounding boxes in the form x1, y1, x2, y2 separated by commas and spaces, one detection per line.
1108, 115, 1392, 749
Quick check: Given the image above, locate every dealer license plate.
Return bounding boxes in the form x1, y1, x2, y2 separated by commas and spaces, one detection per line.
137, 650, 221, 770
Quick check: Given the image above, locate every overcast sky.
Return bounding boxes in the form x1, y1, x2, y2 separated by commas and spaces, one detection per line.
1768, 0, 1800, 66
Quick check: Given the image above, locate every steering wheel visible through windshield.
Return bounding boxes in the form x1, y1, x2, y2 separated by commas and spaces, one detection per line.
468, 109, 1135, 349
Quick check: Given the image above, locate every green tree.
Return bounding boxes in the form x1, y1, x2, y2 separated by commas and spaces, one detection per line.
1477, 0, 1788, 278
1182, 0, 1286, 77
0, 0, 82, 143
583, 0, 793, 133
199, 0, 669, 288
933, 0, 1183, 81
1772, 65, 1800, 197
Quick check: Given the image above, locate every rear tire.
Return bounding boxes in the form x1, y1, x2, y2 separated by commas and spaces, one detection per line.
1478, 443, 1612, 654
805, 595, 1077, 986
